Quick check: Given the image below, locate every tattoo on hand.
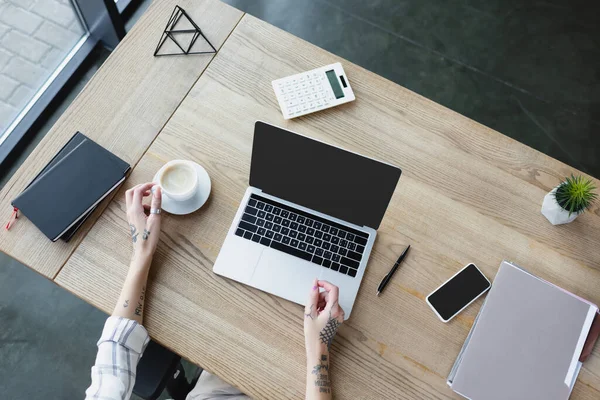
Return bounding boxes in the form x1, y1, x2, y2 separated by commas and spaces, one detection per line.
319, 305, 340, 351
142, 229, 150, 241
123, 300, 129, 308
130, 224, 138, 243
304, 304, 314, 320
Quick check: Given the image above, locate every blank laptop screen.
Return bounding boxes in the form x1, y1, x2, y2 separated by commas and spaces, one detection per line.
249, 122, 401, 229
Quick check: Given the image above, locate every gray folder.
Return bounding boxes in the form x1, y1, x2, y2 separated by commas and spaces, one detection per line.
448, 260, 598, 400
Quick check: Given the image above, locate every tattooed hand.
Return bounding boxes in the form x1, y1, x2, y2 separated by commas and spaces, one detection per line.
125, 182, 162, 263
304, 280, 344, 399
304, 279, 345, 355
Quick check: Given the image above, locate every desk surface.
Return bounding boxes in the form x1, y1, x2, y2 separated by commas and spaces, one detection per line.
0, 0, 243, 279
3, 1, 600, 399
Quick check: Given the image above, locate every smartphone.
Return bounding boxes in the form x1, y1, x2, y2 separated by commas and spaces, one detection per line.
426, 263, 491, 322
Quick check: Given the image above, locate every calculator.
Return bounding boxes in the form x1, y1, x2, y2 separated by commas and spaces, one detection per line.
272, 63, 355, 119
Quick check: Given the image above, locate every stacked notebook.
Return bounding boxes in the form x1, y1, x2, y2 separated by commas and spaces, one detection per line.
448, 260, 600, 400
11, 132, 130, 242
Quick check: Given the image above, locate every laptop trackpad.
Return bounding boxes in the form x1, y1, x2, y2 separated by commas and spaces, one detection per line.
250, 248, 323, 306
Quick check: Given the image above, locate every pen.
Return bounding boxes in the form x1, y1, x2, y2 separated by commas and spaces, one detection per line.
377, 245, 410, 296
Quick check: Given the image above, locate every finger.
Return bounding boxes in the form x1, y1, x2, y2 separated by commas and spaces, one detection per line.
317, 280, 337, 293
126, 184, 145, 219
318, 292, 329, 307
128, 183, 143, 211
132, 182, 155, 210
318, 280, 339, 299
125, 187, 135, 209
332, 302, 345, 322
318, 280, 339, 310
305, 278, 319, 312
147, 186, 162, 226
316, 292, 327, 312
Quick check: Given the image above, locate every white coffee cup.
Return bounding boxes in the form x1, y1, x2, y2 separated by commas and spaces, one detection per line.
157, 160, 198, 202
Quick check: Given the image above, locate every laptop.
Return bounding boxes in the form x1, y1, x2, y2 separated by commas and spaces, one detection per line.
213, 121, 401, 319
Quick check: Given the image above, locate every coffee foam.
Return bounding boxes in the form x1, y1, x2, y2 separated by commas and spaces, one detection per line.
160, 163, 196, 194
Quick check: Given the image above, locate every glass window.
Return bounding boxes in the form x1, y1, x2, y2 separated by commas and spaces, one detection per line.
0, 0, 86, 138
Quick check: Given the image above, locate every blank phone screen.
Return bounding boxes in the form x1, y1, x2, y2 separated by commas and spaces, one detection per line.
427, 264, 490, 321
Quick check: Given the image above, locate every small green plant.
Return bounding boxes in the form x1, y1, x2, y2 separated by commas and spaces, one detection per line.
554, 175, 598, 215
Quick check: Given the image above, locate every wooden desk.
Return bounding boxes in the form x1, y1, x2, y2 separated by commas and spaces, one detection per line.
0, 0, 243, 279
4, 2, 600, 399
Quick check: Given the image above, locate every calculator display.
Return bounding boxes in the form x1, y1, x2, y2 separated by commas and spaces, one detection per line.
325, 70, 345, 99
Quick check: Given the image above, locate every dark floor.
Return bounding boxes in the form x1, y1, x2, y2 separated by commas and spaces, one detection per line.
225, 0, 600, 177
1, 1, 599, 399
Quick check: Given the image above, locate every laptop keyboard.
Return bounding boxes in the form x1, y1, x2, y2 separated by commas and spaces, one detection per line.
235, 194, 369, 278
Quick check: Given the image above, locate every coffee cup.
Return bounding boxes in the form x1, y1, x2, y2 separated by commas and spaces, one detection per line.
156, 160, 198, 202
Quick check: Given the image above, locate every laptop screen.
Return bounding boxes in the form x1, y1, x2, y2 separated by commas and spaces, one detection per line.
249, 122, 401, 229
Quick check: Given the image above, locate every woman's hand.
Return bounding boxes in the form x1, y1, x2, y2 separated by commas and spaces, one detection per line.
304, 279, 345, 356
125, 182, 162, 264
304, 280, 344, 399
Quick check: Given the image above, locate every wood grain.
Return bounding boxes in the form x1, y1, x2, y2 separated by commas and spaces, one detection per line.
58, 13, 600, 400
0, 0, 243, 279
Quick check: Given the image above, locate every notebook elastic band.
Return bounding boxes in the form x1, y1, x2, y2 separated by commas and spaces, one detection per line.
5, 207, 18, 230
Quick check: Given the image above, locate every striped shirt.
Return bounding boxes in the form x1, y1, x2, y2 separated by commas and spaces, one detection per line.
85, 317, 249, 400
85, 316, 150, 400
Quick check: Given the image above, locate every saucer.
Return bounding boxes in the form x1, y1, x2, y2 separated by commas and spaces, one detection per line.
153, 162, 211, 215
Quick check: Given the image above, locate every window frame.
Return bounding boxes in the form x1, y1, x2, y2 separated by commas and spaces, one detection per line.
0, 0, 136, 166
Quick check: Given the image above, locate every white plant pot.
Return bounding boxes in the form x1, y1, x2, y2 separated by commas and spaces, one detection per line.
541, 187, 579, 225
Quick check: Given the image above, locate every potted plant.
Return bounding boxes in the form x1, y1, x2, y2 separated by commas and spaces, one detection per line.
541, 175, 597, 225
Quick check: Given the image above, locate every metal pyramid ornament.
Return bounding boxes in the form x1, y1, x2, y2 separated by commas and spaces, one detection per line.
154, 6, 216, 56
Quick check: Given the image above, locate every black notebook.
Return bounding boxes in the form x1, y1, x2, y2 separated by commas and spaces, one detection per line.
12, 132, 130, 241
22, 132, 92, 241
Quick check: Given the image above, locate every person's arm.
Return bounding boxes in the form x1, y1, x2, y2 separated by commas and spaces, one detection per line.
303, 280, 345, 400
112, 182, 163, 323
85, 183, 162, 400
